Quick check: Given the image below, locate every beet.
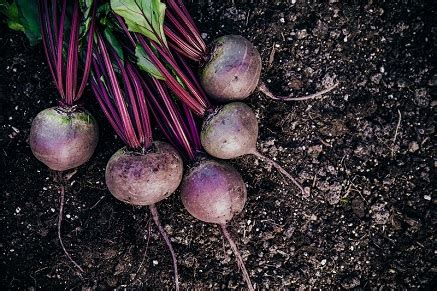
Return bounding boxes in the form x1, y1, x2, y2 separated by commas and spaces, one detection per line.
201, 102, 309, 195
201, 35, 262, 102
106, 141, 183, 206
180, 158, 246, 224
164, 2, 339, 104
201, 102, 257, 160
199, 35, 339, 103
180, 158, 253, 289
29, 106, 99, 171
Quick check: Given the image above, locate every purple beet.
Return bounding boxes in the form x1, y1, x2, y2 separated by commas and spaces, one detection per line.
164, 2, 339, 103
180, 158, 246, 224
200, 35, 262, 102
29, 106, 99, 171
106, 141, 184, 206
201, 102, 309, 195
180, 158, 253, 290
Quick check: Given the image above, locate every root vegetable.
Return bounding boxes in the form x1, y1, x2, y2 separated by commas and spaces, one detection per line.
106, 142, 183, 206
201, 102, 309, 195
180, 158, 253, 290
30, 107, 98, 171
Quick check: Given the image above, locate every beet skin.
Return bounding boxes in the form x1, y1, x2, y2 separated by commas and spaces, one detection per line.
180, 159, 247, 224
201, 35, 261, 102
201, 102, 258, 159
105, 141, 183, 206
29, 106, 99, 171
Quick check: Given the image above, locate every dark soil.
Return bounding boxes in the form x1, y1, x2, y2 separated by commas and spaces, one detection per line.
1, 1, 435, 289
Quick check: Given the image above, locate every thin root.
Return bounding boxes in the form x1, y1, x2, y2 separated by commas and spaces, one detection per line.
220, 224, 254, 291
259, 81, 339, 101
133, 218, 152, 282
57, 172, 84, 274
251, 150, 310, 196
391, 109, 402, 158
149, 204, 179, 291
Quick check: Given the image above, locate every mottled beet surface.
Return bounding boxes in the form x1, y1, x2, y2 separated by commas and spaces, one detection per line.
181, 159, 247, 224
1, 1, 435, 289
201, 102, 258, 159
201, 35, 261, 102
29, 106, 98, 171
105, 142, 183, 206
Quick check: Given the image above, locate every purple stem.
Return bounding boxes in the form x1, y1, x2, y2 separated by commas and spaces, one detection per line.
56, 0, 67, 101
96, 31, 140, 148
39, 0, 95, 106
175, 54, 209, 107
137, 36, 206, 116
65, 0, 79, 104
182, 104, 201, 152
76, 4, 96, 100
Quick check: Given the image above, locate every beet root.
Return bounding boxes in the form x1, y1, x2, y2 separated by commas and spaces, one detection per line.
201, 102, 309, 195
29, 106, 99, 171
201, 35, 261, 102
180, 159, 247, 224
105, 141, 183, 206
180, 158, 253, 289
201, 102, 258, 160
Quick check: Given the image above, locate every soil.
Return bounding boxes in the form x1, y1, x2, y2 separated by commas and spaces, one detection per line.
1, 0, 436, 289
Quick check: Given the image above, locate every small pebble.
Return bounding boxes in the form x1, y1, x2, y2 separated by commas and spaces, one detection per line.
408, 141, 419, 152
297, 29, 308, 39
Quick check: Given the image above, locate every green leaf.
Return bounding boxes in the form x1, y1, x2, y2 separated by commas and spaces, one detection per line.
16, 0, 41, 45
0, 0, 41, 44
79, 0, 93, 39
80, 0, 93, 19
104, 28, 124, 61
0, 1, 24, 32
7, 20, 24, 31
135, 45, 165, 80
110, 0, 167, 46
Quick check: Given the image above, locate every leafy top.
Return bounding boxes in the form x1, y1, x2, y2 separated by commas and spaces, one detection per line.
110, 0, 167, 46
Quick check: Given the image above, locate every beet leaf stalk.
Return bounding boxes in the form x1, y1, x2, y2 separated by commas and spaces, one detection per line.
110, 0, 211, 117
163, 0, 207, 62
29, 0, 98, 274
90, 29, 183, 290
39, 0, 95, 107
